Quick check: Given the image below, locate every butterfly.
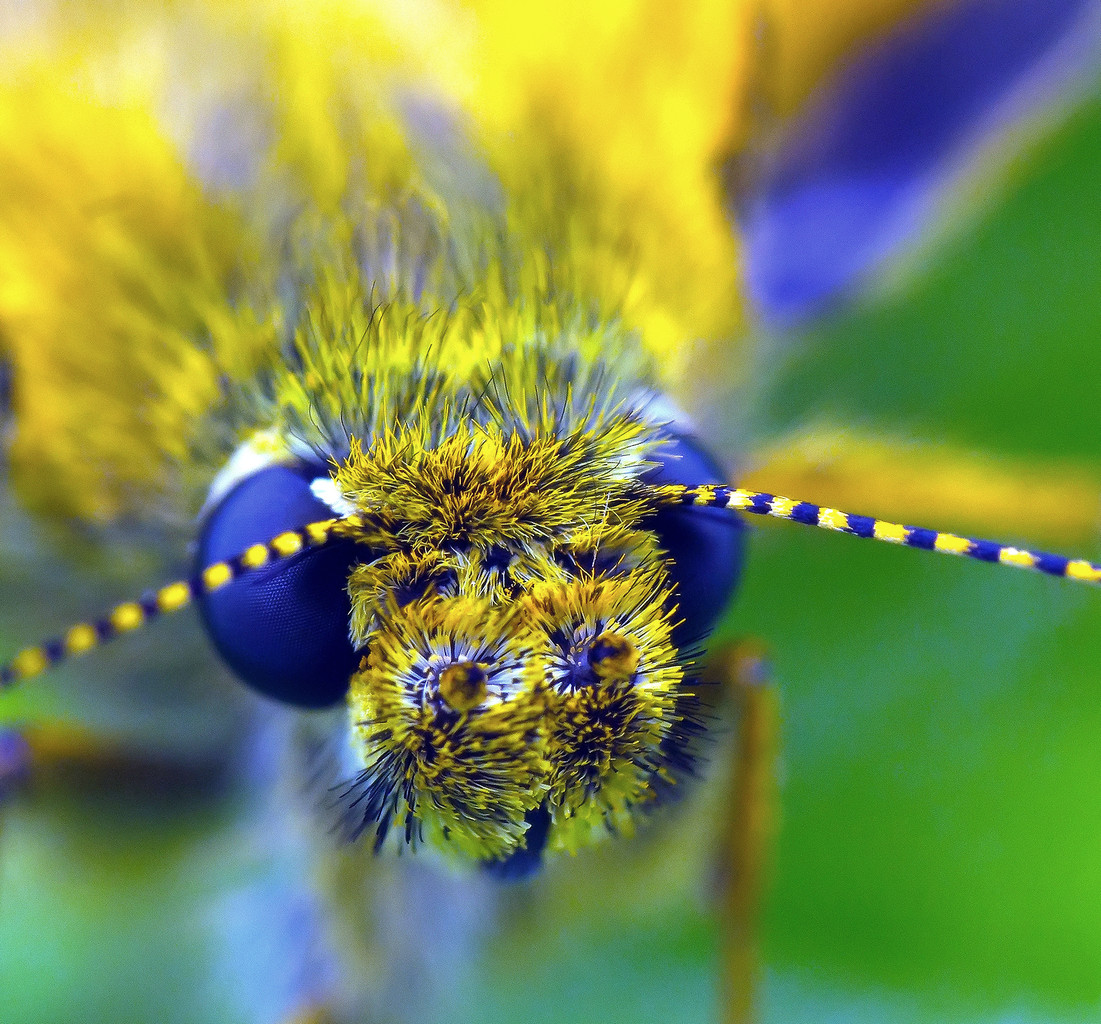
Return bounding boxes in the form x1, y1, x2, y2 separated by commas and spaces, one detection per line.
2, 2, 1101, 1023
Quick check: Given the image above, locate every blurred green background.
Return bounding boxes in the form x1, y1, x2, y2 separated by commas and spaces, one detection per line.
4, 12, 1101, 1024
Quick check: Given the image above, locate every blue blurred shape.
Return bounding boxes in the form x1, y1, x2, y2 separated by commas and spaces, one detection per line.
0, 729, 29, 800
742, 0, 1101, 323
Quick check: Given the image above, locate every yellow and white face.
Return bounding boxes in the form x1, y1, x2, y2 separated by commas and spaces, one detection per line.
334, 421, 693, 865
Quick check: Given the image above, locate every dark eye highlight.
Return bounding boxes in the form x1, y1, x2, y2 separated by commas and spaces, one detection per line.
196, 463, 363, 708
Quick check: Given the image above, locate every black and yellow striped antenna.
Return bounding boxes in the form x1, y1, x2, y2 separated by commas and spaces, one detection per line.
0, 516, 358, 689
2, 485, 1099, 690
654, 485, 1101, 583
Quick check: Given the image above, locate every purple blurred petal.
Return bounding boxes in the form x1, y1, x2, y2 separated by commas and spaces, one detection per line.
742, 0, 1101, 323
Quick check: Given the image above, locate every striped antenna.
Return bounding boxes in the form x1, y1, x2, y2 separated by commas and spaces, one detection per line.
0, 516, 358, 690
3, 483, 1099, 692
652, 484, 1101, 585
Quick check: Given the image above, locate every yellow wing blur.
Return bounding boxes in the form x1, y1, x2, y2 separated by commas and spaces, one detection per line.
0, 0, 945, 529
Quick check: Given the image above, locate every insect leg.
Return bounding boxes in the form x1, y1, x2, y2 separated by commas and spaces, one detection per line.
707, 641, 778, 1024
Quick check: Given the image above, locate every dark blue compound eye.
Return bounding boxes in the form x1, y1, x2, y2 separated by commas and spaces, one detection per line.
196, 463, 363, 708
645, 435, 748, 647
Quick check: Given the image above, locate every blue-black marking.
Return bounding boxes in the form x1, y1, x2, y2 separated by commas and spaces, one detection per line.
905, 527, 938, 550
969, 539, 1002, 562
1035, 551, 1071, 577
748, 493, 774, 515
846, 514, 877, 538
139, 593, 162, 618
790, 502, 820, 526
